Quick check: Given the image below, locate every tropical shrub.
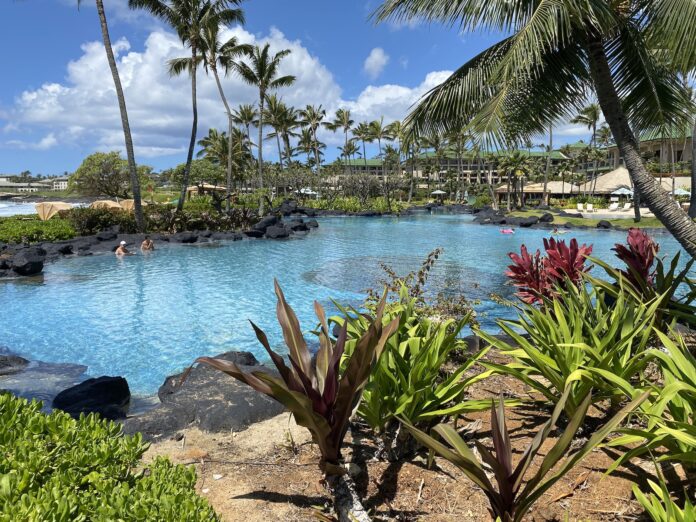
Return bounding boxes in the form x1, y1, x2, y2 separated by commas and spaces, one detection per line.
332, 290, 491, 459
402, 387, 649, 522
633, 477, 695, 522
589, 228, 696, 329
479, 284, 658, 416
61, 207, 138, 236
473, 194, 492, 208
506, 238, 593, 304
190, 282, 398, 522
0, 393, 217, 521
0, 216, 76, 243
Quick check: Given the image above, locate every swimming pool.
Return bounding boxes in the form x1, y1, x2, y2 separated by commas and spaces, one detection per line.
0, 201, 37, 217
0, 214, 688, 395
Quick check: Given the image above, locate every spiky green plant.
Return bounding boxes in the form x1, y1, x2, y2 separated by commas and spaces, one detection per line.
191, 281, 398, 522
633, 477, 695, 522
402, 387, 649, 522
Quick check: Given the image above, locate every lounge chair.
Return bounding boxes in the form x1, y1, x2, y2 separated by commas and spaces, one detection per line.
586, 203, 595, 213
576, 203, 584, 212
622, 202, 632, 211
607, 202, 619, 212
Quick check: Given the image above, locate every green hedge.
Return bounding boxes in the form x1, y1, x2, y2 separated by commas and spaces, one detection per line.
0, 394, 218, 521
0, 216, 76, 244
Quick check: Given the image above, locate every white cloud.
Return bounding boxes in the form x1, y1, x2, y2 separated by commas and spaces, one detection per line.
6, 133, 58, 151
363, 48, 389, 80
4, 26, 452, 164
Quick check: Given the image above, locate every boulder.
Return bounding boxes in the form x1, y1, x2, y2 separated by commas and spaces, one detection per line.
519, 216, 540, 228
76, 242, 93, 256
597, 220, 613, 229
172, 231, 198, 244
0, 354, 29, 376
278, 199, 298, 216
96, 230, 117, 241
211, 231, 242, 241
539, 212, 554, 223
52, 376, 131, 420
286, 219, 309, 232
122, 352, 284, 439
265, 225, 290, 239
357, 210, 379, 217
243, 229, 264, 238
253, 214, 280, 232
306, 219, 319, 228
11, 247, 46, 276
57, 244, 74, 255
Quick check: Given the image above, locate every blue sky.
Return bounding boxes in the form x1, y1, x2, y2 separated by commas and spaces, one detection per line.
0, 0, 589, 176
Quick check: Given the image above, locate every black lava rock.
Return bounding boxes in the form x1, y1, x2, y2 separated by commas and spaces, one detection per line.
11, 247, 46, 276
0, 354, 30, 376
53, 376, 131, 420
243, 229, 264, 238
519, 216, 540, 228
597, 220, 613, 229
539, 212, 554, 223
96, 230, 117, 241
172, 231, 198, 244
253, 215, 280, 232
265, 225, 290, 239
306, 219, 319, 228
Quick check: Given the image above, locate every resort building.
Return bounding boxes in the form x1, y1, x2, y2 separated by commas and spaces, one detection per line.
605, 130, 693, 168
494, 181, 580, 205
577, 167, 691, 195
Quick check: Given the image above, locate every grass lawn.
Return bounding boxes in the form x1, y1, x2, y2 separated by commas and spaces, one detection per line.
508, 209, 666, 229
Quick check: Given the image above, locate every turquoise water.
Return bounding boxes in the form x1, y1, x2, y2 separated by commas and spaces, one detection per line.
0, 214, 688, 395
0, 202, 36, 217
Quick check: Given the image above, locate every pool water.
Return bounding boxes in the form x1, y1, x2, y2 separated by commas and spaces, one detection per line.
0, 214, 688, 395
0, 202, 36, 217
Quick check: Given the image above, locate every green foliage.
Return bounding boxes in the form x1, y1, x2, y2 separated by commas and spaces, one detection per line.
61, 208, 138, 236
192, 281, 399, 477
403, 387, 649, 522
304, 197, 363, 213
478, 284, 658, 416
633, 477, 695, 522
472, 194, 492, 208
0, 216, 76, 243
332, 290, 491, 441
163, 159, 226, 188
184, 196, 216, 213
0, 393, 217, 521
69, 152, 150, 199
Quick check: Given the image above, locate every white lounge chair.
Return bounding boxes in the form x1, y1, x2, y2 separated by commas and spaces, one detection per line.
622, 202, 632, 211
576, 203, 584, 212
608, 202, 620, 212
586, 203, 595, 213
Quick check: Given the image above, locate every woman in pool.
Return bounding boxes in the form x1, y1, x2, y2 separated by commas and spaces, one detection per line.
500, 228, 515, 234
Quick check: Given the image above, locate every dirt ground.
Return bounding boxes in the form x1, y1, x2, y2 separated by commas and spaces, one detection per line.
144, 350, 690, 521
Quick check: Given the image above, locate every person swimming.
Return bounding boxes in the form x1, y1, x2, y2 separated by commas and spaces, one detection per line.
115, 241, 134, 256
141, 236, 155, 251
500, 228, 515, 234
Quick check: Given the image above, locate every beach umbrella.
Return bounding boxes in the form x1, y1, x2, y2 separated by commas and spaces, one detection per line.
431, 190, 447, 195
90, 200, 122, 210
35, 202, 72, 221
119, 199, 148, 211
673, 188, 690, 196
611, 187, 633, 196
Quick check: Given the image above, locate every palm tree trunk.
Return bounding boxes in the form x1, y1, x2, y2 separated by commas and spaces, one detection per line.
314, 129, 321, 172
95, 0, 144, 231
210, 64, 234, 213
543, 126, 552, 206
506, 174, 511, 212
344, 130, 352, 175
586, 38, 696, 257
362, 140, 367, 167
178, 44, 199, 213
690, 116, 696, 218
257, 91, 265, 216
408, 150, 415, 203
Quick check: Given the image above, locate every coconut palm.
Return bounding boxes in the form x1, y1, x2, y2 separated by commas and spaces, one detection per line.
264, 95, 291, 169
79, 0, 144, 231
129, 0, 243, 212
352, 122, 373, 168
299, 105, 326, 171
499, 151, 530, 210
327, 109, 355, 174
171, 22, 250, 210
339, 140, 360, 164
197, 127, 227, 164
571, 103, 603, 147
232, 103, 258, 151
370, 117, 391, 183
229, 43, 296, 215
375, 0, 696, 257
298, 128, 324, 167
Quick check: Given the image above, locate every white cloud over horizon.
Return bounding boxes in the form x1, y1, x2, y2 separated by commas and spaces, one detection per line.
363, 47, 389, 80
3, 26, 452, 164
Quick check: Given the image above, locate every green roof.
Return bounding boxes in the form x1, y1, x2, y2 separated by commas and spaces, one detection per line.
561, 140, 590, 149
639, 126, 693, 142
338, 159, 384, 167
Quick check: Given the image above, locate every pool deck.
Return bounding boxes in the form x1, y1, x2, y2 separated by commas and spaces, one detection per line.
577, 208, 655, 220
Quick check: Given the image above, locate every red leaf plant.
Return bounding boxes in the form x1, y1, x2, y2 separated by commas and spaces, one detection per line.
612, 228, 659, 288
506, 238, 593, 305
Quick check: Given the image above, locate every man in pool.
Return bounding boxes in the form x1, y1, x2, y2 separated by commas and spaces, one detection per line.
115, 241, 134, 256
141, 236, 155, 251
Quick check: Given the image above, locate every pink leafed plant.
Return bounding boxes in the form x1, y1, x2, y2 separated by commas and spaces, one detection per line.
506, 238, 593, 305
612, 228, 659, 287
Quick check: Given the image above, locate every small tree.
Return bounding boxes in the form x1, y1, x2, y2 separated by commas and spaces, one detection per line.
70, 152, 149, 199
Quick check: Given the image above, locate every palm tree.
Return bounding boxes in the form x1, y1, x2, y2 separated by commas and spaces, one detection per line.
327, 109, 355, 173
172, 21, 250, 211
352, 122, 373, 168
197, 127, 227, 165
375, 0, 696, 257
264, 94, 290, 169
542, 125, 553, 206
571, 103, 602, 147
230, 43, 296, 215
232, 103, 258, 151
499, 151, 530, 210
370, 118, 391, 183
299, 105, 326, 171
129, 0, 243, 212
339, 140, 360, 164
80, 0, 144, 231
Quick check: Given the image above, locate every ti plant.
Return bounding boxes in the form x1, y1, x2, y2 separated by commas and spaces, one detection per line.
589, 228, 696, 330
332, 289, 492, 460
192, 281, 399, 522
402, 386, 649, 522
506, 237, 593, 305
479, 283, 658, 417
